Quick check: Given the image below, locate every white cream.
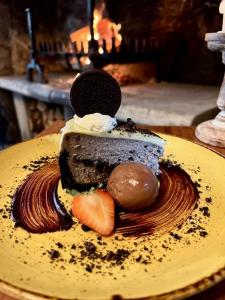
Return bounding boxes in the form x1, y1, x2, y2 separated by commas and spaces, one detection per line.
60, 114, 166, 148
73, 113, 117, 132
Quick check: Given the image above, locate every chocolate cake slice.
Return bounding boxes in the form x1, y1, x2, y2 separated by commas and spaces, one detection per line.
59, 119, 165, 191
59, 70, 165, 191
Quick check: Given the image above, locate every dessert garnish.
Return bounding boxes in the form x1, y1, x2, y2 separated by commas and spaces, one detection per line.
71, 189, 115, 236
60, 68, 165, 193
12, 161, 199, 236
70, 69, 121, 117
107, 162, 159, 211
11, 69, 200, 239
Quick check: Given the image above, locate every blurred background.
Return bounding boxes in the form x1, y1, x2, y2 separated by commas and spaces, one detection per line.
0, 0, 223, 148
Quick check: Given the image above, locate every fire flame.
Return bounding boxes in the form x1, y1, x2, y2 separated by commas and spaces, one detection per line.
70, 6, 122, 57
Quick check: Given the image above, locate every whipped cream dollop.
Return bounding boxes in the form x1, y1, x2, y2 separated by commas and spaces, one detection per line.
73, 113, 117, 132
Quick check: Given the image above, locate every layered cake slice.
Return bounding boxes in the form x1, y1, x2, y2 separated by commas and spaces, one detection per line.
59, 117, 165, 191
59, 69, 165, 191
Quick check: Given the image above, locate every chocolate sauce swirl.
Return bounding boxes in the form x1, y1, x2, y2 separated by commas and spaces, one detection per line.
12, 161, 73, 233
116, 163, 199, 237
12, 162, 198, 236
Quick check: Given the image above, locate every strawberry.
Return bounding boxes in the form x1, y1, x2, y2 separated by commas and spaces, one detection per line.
72, 189, 115, 236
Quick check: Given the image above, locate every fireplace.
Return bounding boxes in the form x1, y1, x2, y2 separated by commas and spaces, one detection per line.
0, 0, 222, 81
9, 0, 222, 85
26, 0, 171, 82
0, 0, 223, 145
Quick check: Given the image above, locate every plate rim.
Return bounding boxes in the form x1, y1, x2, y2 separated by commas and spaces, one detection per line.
0, 133, 225, 300
1, 266, 225, 300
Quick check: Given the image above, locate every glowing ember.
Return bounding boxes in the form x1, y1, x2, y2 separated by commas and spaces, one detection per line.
98, 46, 104, 54
80, 57, 91, 65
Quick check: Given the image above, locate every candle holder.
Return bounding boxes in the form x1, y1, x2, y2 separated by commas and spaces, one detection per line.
195, 31, 225, 147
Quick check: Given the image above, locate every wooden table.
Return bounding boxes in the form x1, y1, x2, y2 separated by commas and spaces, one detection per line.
1, 122, 225, 300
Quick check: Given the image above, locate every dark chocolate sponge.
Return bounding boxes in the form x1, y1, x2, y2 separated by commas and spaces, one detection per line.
70, 69, 121, 117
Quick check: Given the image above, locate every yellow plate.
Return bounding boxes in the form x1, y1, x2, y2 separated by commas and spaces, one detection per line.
0, 134, 225, 300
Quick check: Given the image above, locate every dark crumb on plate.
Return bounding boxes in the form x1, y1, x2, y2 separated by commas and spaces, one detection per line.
160, 159, 181, 169
194, 181, 201, 188
86, 265, 94, 272
49, 249, 60, 259
104, 249, 131, 265
169, 232, 182, 240
199, 207, 210, 217
136, 255, 142, 262
158, 258, 163, 262
71, 243, 76, 250
56, 242, 64, 248
205, 197, 212, 204
162, 244, 169, 250
69, 254, 76, 264
199, 231, 208, 238
84, 241, 97, 254
186, 228, 195, 234
81, 224, 91, 232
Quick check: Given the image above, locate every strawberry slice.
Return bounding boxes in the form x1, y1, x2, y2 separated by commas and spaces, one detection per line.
72, 189, 115, 236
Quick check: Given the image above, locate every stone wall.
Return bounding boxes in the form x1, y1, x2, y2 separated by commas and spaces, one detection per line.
0, 0, 88, 76
0, 2, 19, 145
0, 1, 12, 75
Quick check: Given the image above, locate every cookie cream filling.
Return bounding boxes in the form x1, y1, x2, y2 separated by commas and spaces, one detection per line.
60, 113, 165, 148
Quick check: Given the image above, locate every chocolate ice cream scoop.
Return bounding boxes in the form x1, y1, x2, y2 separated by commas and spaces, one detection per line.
107, 163, 159, 211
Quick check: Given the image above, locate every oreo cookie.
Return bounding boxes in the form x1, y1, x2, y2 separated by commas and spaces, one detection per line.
70, 69, 121, 117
